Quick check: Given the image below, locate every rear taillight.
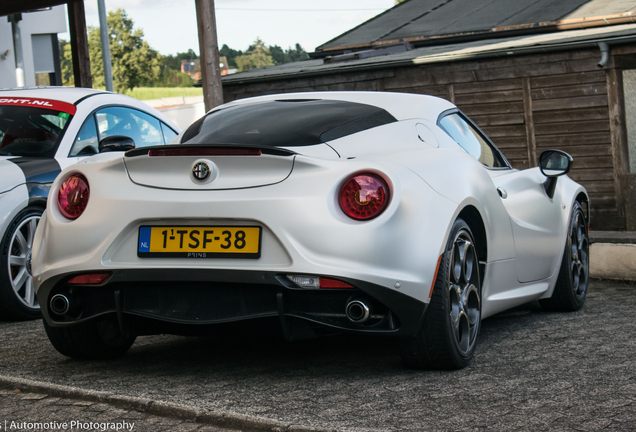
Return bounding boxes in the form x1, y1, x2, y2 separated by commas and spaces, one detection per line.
67, 272, 111, 285
58, 174, 90, 220
339, 173, 389, 221
286, 275, 354, 289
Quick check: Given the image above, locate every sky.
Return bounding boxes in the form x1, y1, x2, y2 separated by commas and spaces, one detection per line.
58, 0, 397, 56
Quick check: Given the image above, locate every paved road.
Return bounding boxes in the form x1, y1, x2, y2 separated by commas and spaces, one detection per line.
1, 279, 635, 431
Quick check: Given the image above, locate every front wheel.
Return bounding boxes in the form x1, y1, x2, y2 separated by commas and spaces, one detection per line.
399, 218, 482, 369
0, 208, 42, 321
540, 201, 589, 312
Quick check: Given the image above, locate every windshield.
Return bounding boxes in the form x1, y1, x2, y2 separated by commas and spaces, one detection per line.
181, 99, 397, 147
0, 105, 73, 158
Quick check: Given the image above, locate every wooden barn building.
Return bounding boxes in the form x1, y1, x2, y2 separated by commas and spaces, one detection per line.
221, 0, 636, 231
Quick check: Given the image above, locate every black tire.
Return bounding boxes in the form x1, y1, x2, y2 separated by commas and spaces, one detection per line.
43, 317, 136, 359
399, 218, 482, 370
0, 208, 43, 321
540, 201, 589, 312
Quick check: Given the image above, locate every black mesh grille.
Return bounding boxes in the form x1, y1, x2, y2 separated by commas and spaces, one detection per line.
124, 283, 278, 322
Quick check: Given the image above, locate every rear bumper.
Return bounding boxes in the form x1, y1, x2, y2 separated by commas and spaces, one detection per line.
37, 269, 428, 338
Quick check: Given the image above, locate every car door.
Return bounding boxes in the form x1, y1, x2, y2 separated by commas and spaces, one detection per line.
438, 111, 563, 283
488, 168, 564, 283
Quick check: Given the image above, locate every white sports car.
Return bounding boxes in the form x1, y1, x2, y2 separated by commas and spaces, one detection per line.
32, 92, 589, 369
0, 87, 180, 320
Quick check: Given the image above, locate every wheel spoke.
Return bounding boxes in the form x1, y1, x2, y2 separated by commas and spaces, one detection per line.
24, 277, 35, 307
463, 242, 474, 282
450, 283, 461, 323
10, 255, 26, 266
570, 261, 580, 291
13, 230, 28, 254
27, 218, 38, 248
454, 239, 471, 283
452, 244, 462, 283
12, 268, 28, 292
464, 285, 480, 326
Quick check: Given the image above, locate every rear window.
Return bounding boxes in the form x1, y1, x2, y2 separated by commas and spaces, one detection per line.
181, 99, 397, 146
0, 105, 73, 158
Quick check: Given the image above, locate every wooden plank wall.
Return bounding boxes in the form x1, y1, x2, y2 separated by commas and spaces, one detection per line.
223, 47, 627, 230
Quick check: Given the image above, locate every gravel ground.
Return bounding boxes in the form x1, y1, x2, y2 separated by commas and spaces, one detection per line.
0, 388, 232, 432
0, 279, 634, 431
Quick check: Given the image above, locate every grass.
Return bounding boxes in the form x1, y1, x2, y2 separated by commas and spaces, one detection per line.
124, 87, 203, 101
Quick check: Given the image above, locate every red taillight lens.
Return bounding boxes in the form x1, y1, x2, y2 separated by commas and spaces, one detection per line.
339, 173, 389, 221
58, 174, 90, 219
319, 277, 354, 289
67, 272, 111, 285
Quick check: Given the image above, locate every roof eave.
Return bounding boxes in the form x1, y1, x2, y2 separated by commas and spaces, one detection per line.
310, 12, 636, 58
223, 31, 636, 87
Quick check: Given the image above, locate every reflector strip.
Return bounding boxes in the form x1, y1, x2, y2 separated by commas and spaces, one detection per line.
0, 97, 76, 115
149, 148, 261, 157
429, 254, 444, 298
319, 278, 354, 289
67, 273, 111, 285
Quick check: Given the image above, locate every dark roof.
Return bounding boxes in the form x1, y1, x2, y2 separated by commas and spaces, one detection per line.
223, 23, 636, 85
314, 0, 636, 56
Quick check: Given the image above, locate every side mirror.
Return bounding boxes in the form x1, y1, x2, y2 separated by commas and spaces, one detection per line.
99, 135, 136, 153
539, 150, 573, 199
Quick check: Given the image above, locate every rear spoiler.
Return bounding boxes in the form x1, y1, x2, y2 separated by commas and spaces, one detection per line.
125, 144, 297, 158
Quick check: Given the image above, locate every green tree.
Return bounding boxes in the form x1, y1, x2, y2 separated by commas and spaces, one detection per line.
286, 43, 310, 63
267, 44, 309, 65
235, 37, 275, 72
88, 9, 162, 93
216, 42, 308, 70
159, 49, 198, 87
219, 44, 242, 69
163, 49, 198, 71
58, 39, 74, 86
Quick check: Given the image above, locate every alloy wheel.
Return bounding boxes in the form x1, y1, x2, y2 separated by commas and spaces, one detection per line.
449, 231, 481, 356
8, 215, 40, 309
570, 209, 589, 301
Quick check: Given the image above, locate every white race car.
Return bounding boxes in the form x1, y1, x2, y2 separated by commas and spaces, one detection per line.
33, 92, 589, 369
0, 87, 180, 320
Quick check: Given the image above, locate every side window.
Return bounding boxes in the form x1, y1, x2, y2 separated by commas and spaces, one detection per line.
161, 122, 178, 143
95, 107, 165, 148
439, 113, 505, 168
129, 109, 165, 146
69, 115, 99, 156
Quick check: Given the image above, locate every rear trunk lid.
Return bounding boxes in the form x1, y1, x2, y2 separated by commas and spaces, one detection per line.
123, 145, 296, 190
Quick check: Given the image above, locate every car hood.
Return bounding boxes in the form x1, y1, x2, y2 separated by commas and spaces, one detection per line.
0, 156, 61, 194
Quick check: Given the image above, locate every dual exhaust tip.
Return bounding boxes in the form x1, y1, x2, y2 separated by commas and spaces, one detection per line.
50, 294, 70, 316
345, 299, 370, 323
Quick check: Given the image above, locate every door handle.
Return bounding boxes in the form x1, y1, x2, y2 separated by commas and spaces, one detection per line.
497, 188, 508, 199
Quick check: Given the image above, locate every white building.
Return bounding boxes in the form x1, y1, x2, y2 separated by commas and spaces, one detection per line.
0, 6, 66, 89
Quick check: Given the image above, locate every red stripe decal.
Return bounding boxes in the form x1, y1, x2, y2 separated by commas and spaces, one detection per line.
0, 97, 77, 115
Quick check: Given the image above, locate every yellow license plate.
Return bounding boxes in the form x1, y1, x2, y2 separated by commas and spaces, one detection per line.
138, 226, 261, 258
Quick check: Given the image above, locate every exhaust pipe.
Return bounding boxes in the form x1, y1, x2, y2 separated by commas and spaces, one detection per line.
346, 299, 370, 323
50, 294, 70, 316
